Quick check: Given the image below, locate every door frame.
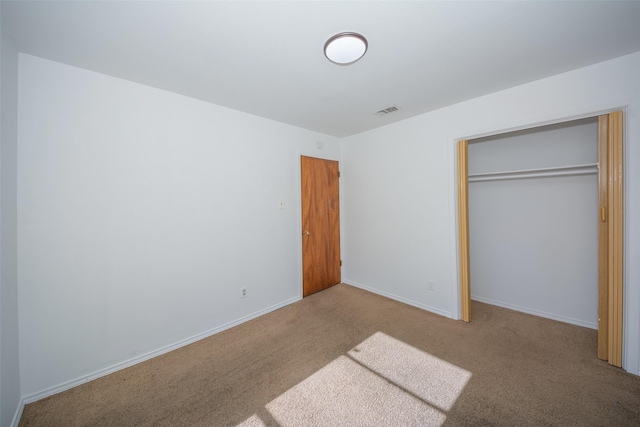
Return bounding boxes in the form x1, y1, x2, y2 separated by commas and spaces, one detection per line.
456, 110, 625, 367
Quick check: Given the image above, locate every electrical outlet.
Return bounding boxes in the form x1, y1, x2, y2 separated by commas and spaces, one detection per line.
241, 288, 247, 298
428, 281, 435, 291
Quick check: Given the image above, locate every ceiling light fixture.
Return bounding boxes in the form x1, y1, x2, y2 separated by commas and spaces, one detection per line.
324, 32, 368, 65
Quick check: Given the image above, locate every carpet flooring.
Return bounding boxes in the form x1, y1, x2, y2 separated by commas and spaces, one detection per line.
18, 283, 640, 426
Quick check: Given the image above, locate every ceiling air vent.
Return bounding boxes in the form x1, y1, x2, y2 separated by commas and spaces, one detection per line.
375, 105, 400, 116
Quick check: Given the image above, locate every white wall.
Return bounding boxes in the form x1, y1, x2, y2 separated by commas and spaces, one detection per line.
468, 119, 598, 173
17, 54, 340, 398
468, 119, 599, 328
342, 51, 640, 374
0, 22, 21, 427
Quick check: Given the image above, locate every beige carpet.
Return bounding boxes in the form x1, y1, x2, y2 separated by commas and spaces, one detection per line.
19, 284, 640, 426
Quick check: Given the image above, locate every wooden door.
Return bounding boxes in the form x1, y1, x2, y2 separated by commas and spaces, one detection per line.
597, 110, 624, 367
301, 156, 341, 297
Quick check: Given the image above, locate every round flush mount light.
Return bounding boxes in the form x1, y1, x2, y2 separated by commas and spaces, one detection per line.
324, 32, 368, 65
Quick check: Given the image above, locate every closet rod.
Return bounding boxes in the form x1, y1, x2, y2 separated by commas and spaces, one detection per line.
468, 163, 598, 183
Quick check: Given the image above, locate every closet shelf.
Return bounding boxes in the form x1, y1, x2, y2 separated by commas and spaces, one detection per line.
468, 163, 598, 183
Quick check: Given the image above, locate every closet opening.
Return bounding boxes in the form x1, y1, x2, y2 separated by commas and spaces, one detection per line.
457, 111, 624, 367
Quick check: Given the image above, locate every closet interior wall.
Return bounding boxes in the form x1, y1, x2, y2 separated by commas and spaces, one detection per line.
468, 118, 599, 329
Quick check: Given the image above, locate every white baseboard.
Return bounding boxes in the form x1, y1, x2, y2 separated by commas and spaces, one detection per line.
343, 280, 452, 319
10, 399, 25, 427
20, 296, 300, 406
471, 295, 598, 330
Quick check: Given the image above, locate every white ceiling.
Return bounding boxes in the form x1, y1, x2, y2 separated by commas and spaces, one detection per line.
3, 1, 640, 137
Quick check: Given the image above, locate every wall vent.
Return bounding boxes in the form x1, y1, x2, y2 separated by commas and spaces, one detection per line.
375, 105, 401, 116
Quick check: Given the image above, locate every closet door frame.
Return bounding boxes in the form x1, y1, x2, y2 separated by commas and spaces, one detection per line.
457, 110, 624, 367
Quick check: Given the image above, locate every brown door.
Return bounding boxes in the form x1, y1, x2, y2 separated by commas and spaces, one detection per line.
301, 156, 341, 297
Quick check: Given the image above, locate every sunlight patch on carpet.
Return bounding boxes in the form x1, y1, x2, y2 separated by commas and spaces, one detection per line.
265, 355, 445, 426
237, 331, 471, 427
348, 332, 472, 412
236, 414, 267, 427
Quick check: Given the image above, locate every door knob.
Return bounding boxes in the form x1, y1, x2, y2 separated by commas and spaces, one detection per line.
302, 230, 310, 236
